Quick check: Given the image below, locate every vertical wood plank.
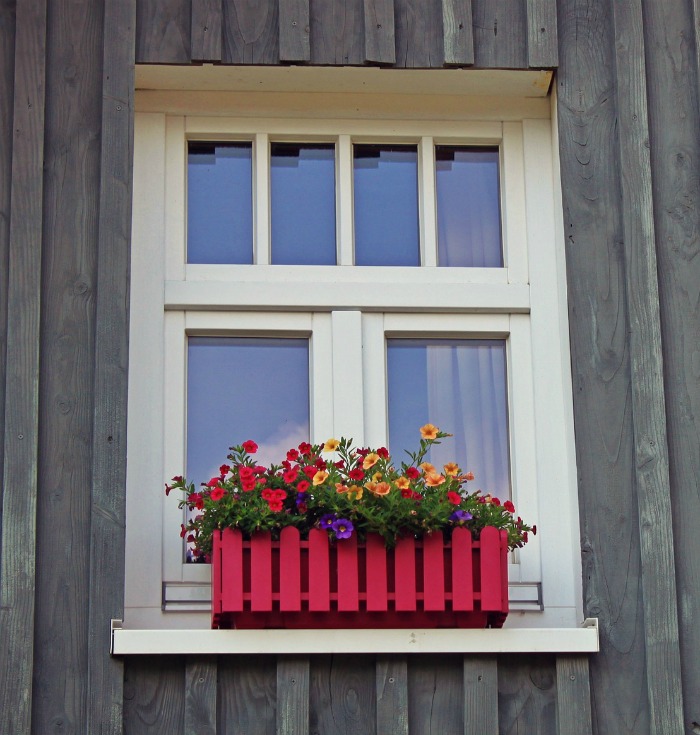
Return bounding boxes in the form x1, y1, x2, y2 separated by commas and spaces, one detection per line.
463, 656, 498, 735
87, 0, 135, 732
218, 655, 276, 735
366, 532, 388, 611
308, 528, 330, 611
394, 0, 443, 68
526, 0, 558, 68
337, 533, 359, 611
407, 655, 463, 734
136, 0, 191, 63
0, 3, 47, 733
251, 531, 273, 611
422, 532, 445, 611
222, 0, 279, 64
364, 0, 396, 64
376, 656, 408, 735
277, 657, 310, 735
471, 0, 527, 69
123, 656, 186, 735
310, 0, 364, 64
191, 0, 222, 62
279, 526, 301, 612
184, 657, 218, 735
279, 0, 310, 61
555, 655, 592, 735
442, 0, 474, 65
610, 1, 686, 732
498, 654, 557, 735
452, 528, 474, 611
394, 536, 417, 611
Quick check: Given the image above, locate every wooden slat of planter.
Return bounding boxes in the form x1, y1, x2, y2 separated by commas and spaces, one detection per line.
280, 527, 301, 612
394, 536, 417, 611
337, 534, 359, 611
423, 532, 445, 611
222, 529, 243, 611
212, 531, 223, 619
500, 530, 509, 610
308, 529, 330, 611
366, 534, 388, 611
251, 532, 273, 611
480, 527, 502, 611
451, 528, 474, 611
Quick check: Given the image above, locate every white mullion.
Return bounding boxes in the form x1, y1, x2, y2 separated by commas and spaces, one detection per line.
254, 133, 270, 265
419, 137, 438, 267
501, 122, 528, 283
310, 313, 334, 443
165, 116, 186, 280
337, 135, 354, 265
331, 311, 364, 443
362, 313, 387, 448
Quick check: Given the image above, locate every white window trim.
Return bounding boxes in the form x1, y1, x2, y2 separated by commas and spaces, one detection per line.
125, 92, 582, 631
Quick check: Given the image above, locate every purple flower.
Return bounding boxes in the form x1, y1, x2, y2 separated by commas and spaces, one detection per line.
331, 518, 354, 539
450, 510, 473, 523
319, 513, 336, 529
295, 492, 307, 506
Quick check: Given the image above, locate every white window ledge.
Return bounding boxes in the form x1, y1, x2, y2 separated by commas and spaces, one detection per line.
110, 618, 598, 655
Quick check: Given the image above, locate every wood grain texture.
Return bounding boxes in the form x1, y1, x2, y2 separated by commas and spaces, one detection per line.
610, 1, 685, 732
463, 656, 498, 735
363, 0, 396, 64
471, 0, 527, 69
32, 3, 104, 732
407, 655, 463, 735
191, 0, 222, 61
555, 656, 592, 735
639, 0, 700, 730
376, 656, 408, 735
279, 0, 310, 61
222, 0, 279, 64
310, 655, 376, 735
87, 1, 135, 733
394, 0, 443, 68
184, 657, 217, 735
556, 0, 650, 732
217, 655, 276, 735
442, 0, 474, 66
497, 654, 557, 735
526, 0, 557, 68
0, 2, 47, 733
136, 0, 190, 63
309, 0, 364, 64
0, 0, 16, 556
277, 656, 310, 735
123, 656, 186, 735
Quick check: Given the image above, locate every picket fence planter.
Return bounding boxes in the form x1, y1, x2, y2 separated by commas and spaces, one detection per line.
211, 525, 509, 629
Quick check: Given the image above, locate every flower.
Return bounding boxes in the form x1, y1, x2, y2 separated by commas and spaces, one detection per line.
319, 513, 336, 529
395, 477, 410, 490
362, 453, 380, 470
377, 447, 389, 459
420, 462, 436, 474
336, 483, 349, 494
420, 423, 439, 440
443, 463, 460, 477
312, 470, 329, 486
347, 485, 363, 500
503, 500, 515, 513
405, 467, 421, 480
296, 480, 310, 493
210, 487, 225, 501
323, 438, 340, 452
367, 481, 391, 496
447, 491, 461, 505
450, 510, 473, 523
287, 448, 299, 461
425, 473, 446, 487
348, 468, 365, 481
241, 440, 258, 454
331, 518, 354, 539
283, 467, 299, 483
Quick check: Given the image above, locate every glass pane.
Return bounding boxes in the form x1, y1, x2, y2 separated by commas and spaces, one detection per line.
436, 147, 503, 267
187, 337, 310, 484
271, 143, 336, 265
387, 338, 510, 499
353, 145, 420, 266
187, 142, 253, 264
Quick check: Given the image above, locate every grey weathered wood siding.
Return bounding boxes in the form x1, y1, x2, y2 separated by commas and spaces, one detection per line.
2, 0, 700, 733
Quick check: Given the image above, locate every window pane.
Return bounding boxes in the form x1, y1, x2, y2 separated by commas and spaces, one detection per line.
354, 145, 419, 266
187, 142, 253, 264
271, 143, 336, 265
387, 339, 510, 499
187, 337, 310, 484
436, 147, 502, 267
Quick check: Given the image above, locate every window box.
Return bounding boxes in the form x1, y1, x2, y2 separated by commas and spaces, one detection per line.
211, 526, 509, 629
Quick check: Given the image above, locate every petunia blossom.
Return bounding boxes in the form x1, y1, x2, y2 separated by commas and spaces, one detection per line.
447, 491, 462, 505
450, 510, 472, 523
332, 518, 354, 539
420, 423, 439, 440
319, 513, 336, 529
503, 500, 515, 513
395, 477, 410, 490
312, 470, 329, 486
323, 438, 340, 453
241, 440, 258, 454
443, 462, 460, 477
210, 487, 225, 502
362, 453, 380, 470
425, 473, 446, 487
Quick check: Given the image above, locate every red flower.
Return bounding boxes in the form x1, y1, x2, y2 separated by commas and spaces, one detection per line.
400, 488, 413, 498
186, 534, 195, 543
254, 465, 267, 475
303, 465, 318, 480
268, 500, 284, 512
238, 466, 254, 480
188, 492, 204, 510
503, 500, 515, 513
491, 497, 501, 507
298, 442, 312, 456
206, 477, 220, 487
297, 502, 308, 513
287, 448, 299, 461
219, 464, 231, 475
348, 468, 365, 481
283, 467, 299, 483
447, 491, 461, 505
314, 458, 327, 470
179, 524, 187, 538
405, 467, 420, 480
532, 525, 537, 535
334, 460, 345, 469
242, 440, 258, 454
241, 478, 257, 492
210, 487, 225, 501
261, 488, 273, 500
377, 447, 389, 459
165, 483, 172, 496
297, 480, 310, 493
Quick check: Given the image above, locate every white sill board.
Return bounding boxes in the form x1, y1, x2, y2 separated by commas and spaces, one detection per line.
111, 618, 598, 655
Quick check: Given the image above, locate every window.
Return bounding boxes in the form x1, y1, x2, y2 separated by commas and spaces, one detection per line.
126, 78, 581, 630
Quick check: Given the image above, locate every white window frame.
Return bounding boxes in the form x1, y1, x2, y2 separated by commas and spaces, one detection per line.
125, 90, 581, 631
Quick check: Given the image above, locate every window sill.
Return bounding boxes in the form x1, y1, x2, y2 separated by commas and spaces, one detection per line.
110, 618, 598, 655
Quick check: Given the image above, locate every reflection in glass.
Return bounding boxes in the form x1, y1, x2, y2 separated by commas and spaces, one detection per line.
387, 339, 510, 498
187, 142, 253, 264
187, 337, 310, 484
271, 143, 336, 265
353, 145, 419, 266
436, 147, 502, 267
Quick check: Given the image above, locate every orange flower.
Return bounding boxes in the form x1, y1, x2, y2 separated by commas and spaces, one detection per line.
323, 438, 340, 453
420, 424, 439, 440
363, 453, 380, 470
335, 483, 349, 494
347, 484, 363, 500
368, 481, 391, 496
312, 470, 329, 486
464, 471, 475, 481
395, 476, 410, 490
372, 471, 383, 482
425, 473, 446, 487
443, 462, 460, 477
420, 462, 436, 475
